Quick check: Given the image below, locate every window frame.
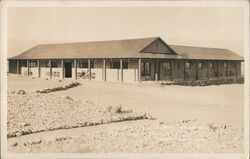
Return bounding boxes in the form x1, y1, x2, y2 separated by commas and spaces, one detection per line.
209, 62, 213, 69
163, 62, 171, 75
78, 61, 94, 68
122, 62, 128, 69
198, 62, 203, 69
51, 61, 59, 68
28, 61, 37, 68
186, 62, 191, 69
110, 61, 120, 69
177, 61, 181, 69
223, 62, 228, 68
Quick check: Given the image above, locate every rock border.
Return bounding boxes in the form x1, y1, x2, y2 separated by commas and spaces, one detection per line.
35, 82, 81, 93
7, 113, 153, 138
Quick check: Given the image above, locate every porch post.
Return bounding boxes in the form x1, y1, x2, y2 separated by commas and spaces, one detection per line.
74, 59, 77, 80
103, 59, 106, 81
183, 60, 186, 80
236, 61, 238, 77
207, 60, 210, 80
17, 60, 19, 75
170, 60, 173, 81
138, 58, 141, 83
218, 61, 221, 79
196, 60, 198, 80
88, 59, 91, 80
27, 60, 29, 76
49, 60, 52, 79
155, 59, 159, 82
61, 59, 64, 79
38, 60, 40, 78
227, 61, 230, 77
120, 59, 123, 82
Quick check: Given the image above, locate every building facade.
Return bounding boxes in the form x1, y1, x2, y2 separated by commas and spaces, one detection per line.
8, 37, 244, 83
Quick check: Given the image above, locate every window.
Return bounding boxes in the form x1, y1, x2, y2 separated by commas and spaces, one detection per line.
163, 62, 171, 75
209, 62, 213, 68
51, 61, 59, 68
78, 61, 94, 68
110, 62, 120, 69
186, 62, 191, 69
141, 62, 151, 76
43, 61, 50, 68
122, 62, 128, 69
198, 62, 203, 69
28, 62, 36, 67
224, 62, 227, 68
110, 61, 128, 69
177, 61, 181, 69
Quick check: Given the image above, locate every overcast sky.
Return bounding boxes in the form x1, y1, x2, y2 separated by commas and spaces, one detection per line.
7, 6, 244, 58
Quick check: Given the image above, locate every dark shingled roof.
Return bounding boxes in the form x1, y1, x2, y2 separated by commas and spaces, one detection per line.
9, 37, 244, 61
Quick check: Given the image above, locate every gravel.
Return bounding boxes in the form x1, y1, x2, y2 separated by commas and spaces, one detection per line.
8, 120, 244, 153
7, 90, 151, 138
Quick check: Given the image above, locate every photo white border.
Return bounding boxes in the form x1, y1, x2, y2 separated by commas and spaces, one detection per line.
1, 1, 249, 159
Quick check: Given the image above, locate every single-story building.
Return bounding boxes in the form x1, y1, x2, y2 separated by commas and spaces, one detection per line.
8, 37, 244, 83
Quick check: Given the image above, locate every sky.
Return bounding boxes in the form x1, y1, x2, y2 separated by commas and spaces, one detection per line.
7, 6, 245, 58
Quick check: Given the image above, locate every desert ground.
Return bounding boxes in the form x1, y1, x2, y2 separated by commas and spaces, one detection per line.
7, 74, 244, 153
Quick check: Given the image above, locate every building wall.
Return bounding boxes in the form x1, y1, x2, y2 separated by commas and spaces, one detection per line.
76, 60, 103, 81
141, 59, 155, 81
40, 67, 50, 78
123, 59, 138, 82
52, 68, 62, 79
91, 60, 103, 81
76, 68, 89, 80
237, 61, 242, 76
159, 60, 171, 81
29, 67, 38, 77
106, 60, 120, 82
9, 59, 242, 82
184, 60, 197, 80
104, 59, 139, 82
219, 61, 227, 77
172, 60, 185, 80
208, 61, 219, 79
52, 60, 63, 79
197, 60, 208, 80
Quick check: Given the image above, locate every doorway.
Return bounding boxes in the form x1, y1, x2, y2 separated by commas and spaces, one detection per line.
65, 62, 72, 78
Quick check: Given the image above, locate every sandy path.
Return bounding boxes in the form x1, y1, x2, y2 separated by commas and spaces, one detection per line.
56, 81, 244, 126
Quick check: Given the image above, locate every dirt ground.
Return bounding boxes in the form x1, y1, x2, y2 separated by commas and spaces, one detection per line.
7, 75, 244, 153
8, 75, 244, 126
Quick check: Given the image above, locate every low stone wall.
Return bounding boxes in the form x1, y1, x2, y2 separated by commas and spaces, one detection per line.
161, 77, 244, 86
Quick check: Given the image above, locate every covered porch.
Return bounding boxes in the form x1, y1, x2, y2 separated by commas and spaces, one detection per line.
8, 58, 243, 83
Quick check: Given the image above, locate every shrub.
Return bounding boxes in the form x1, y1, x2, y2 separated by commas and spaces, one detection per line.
111, 104, 122, 113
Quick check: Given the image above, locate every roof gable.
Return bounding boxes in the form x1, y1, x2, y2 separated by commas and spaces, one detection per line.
140, 38, 177, 55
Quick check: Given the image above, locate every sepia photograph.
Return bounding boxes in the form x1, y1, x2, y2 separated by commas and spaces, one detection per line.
1, 0, 249, 158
